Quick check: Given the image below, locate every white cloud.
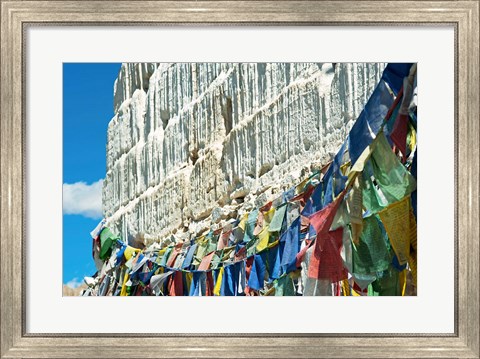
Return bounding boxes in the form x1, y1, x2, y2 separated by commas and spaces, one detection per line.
63, 179, 103, 219
65, 277, 83, 289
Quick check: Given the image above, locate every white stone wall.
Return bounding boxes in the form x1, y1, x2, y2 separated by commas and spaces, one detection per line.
103, 63, 386, 244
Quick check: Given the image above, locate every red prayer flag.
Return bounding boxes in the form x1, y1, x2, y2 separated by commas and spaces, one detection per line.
390, 113, 409, 157
205, 271, 214, 296
166, 242, 183, 268
169, 271, 184, 296
198, 251, 215, 271
244, 257, 254, 295
308, 227, 347, 282
308, 191, 345, 254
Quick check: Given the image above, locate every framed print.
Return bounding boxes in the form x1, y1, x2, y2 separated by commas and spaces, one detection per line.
1, 1, 479, 358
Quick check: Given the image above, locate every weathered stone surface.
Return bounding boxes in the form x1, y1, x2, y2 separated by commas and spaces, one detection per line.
103, 63, 386, 244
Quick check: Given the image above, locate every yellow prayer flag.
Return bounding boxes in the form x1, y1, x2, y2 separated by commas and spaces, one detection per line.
296, 177, 310, 193
262, 286, 276, 296
341, 279, 351, 296
185, 272, 193, 293
408, 205, 417, 287
351, 288, 361, 296
238, 213, 248, 231
408, 251, 417, 287
378, 196, 413, 266
120, 272, 129, 296
158, 248, 167, 256
264, 207, 276, 225
399, 269, 407, 296
124, 246, 140, 261
221, 247, 235, 261
267, 240, 279, 249
340, 161, 351, 176
408, 123, 417, 153
213, 267, 224, 296
256, 227, 270, 252
409, 207, 417, 251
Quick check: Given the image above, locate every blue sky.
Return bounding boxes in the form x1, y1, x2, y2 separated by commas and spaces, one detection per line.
63, 63, 121, 287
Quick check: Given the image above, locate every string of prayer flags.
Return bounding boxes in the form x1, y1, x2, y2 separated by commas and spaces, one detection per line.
84, 63, 418, 297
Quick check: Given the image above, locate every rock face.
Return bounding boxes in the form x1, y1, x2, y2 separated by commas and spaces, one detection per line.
103, 63, 386, 245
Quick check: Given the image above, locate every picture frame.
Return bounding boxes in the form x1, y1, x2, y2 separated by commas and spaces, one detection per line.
1, 1, 479, 358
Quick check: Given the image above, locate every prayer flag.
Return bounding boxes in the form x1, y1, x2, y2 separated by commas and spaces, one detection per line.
378, 196, 416, 266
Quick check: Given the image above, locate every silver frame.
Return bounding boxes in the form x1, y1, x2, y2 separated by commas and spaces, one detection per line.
1, 1, 479, 358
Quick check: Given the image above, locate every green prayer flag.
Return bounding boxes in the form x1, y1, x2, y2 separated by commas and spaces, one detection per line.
274, 275, 296, 296
371, 267, 402, 296
269, 204, 287, 232
206, 239, 217, 254
352, 215, 392, 275
99, 228, 117, 260
159, 246, 172, 266
362, 133, 416, 213
193, 239, 209, 266
243, 209, 259, 242
211, 252, 222, 270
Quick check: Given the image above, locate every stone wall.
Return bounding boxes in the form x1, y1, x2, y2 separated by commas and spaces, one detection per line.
103, 63, 386, 245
